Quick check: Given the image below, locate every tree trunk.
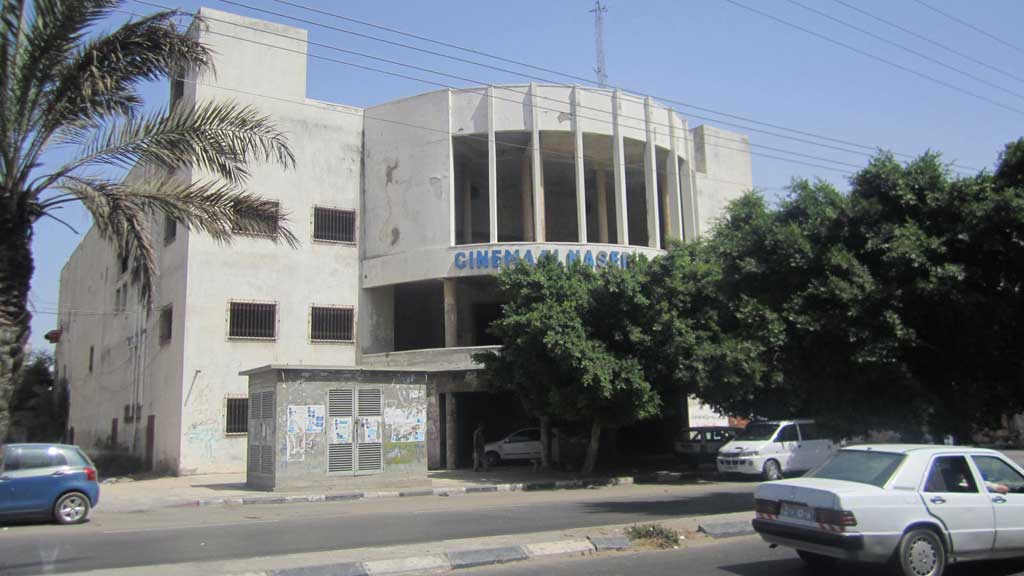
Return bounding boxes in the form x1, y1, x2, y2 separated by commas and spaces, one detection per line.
0, 210, 34, 443
539, 415, 551, 470
582, 420, 602, 475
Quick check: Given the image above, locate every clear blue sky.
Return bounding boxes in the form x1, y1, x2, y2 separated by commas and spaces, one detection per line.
27, 0, 1024, 351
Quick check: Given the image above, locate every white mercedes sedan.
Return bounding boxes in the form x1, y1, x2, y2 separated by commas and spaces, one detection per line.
752, 445, 1024, 576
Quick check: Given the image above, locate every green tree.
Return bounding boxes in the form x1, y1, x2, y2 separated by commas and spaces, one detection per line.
0, 0, 297, 440
8, 350, 66, 442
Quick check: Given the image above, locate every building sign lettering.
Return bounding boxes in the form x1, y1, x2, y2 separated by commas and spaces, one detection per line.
452, 248, 637, 271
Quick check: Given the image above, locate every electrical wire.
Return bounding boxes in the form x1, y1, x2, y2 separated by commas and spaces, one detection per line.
828, 0, 1024, 86
720, 0, 1024, 117
785, 0, 1024, 102
910, 0, 1024, 56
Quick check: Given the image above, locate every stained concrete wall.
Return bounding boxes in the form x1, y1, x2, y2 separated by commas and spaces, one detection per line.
691, 125, 754, 236
244, 366, 428, 491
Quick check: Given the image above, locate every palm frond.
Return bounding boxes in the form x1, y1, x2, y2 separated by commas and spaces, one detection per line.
44, 9, 212, 145
42, 100, 294, 191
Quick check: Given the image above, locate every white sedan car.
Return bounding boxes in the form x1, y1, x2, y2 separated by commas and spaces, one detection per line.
752, 445, 1024, 576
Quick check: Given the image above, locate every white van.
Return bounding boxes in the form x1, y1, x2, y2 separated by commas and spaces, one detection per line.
716, 419, 834, 480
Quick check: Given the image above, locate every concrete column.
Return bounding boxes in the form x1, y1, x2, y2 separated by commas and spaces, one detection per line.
487, 86, 498, 244
660, 163, 670, 246
521, 155, 534, 241
530, 83, 545, 242
643, 97, 661, 250
445, 393, 458, 469
612, 89, 628, 245
572, 86, 587, 244
443, 278, 457, 348
448, 89, 457, 246
666, 110, 685, 242
461, 164, 472, 244
596, 172, 609, 243
680, 123, 699, 241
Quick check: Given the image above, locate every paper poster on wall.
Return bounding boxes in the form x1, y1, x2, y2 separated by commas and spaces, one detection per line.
332, 417, 353, 444
306, 405, 325, 434
364, 417, 381, 443
287, 405, 305, 434
389, 417, 425, 443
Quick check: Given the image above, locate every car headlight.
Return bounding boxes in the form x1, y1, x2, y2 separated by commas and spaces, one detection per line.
740, 450, 760, 457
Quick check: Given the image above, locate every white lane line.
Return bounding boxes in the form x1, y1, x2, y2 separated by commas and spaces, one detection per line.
103, 519, 280, 534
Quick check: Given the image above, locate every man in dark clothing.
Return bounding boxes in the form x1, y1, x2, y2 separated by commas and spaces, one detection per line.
473, 421, 488, 472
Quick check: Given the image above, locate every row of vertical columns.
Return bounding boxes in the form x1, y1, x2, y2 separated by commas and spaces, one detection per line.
666, 107, 685, 241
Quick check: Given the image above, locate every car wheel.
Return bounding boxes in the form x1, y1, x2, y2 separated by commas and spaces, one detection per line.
796, 550, 838, 569
485, 451, 501, 467
898, 528, 946, 576
762, 459, 783, 481
54, 492, 90, 525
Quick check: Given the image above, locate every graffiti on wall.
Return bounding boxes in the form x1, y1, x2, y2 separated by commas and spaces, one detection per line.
384, 388, 425, 443
286, 404, 325, 461
184, 371, 218, 462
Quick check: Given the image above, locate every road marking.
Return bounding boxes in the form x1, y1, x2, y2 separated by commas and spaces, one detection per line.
103, 519, 280, 534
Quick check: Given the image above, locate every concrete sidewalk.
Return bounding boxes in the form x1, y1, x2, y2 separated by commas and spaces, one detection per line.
97, 466, 699, 513
55, 510, 755, 576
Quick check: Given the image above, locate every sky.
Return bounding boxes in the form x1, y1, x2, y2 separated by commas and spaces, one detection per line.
27, 0, 1024, 351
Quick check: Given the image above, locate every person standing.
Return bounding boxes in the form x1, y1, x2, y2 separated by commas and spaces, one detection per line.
473, 422, 488, 472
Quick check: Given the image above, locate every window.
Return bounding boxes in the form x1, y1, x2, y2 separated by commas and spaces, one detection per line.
738, 423, 778, 441
170, 76, 184, 109
798, 423, 823, 440
88, 346, 94, 372
924, 456, 978, 493
159, 305, 173, 345
164, 214, 177, 245
225, 397, 248, 435
509, 429, 540, 443
313, 207, 357, 243
119, 253, 129, 275
2, 446, 66, 471
232, 201, 280, 237
972, 456, 1024, 494
808, 450, 905, 487
310, 305, 355, 342
228, 301, 277, 339
776, 425, 799, 443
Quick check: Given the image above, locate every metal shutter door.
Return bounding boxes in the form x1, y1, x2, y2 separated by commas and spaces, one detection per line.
356, 388, 383, 474
327, 389, 354, 474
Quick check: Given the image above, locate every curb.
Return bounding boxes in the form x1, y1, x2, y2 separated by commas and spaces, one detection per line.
262, 537, 616, 576
110, 476, 636, 513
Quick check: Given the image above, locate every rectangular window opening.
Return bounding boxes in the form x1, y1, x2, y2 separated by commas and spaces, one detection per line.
225, 397, 248, 435
624, 137, 648, 247
164, 214, 177, 245
541, 131, 579, 243
583, 133, 617, 244
496, 131, 531, 242
232, 201, 280, 238
310, 305, 355, 342
159, 305, 173, 345
228, 301, 277, 340
313, 207, 357, 243
452, 135, 490, 245
656, 147, 671, 248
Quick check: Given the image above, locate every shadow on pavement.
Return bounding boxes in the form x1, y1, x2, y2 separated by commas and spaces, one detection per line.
581, 490, 754, 517
720, 556, 1024, 576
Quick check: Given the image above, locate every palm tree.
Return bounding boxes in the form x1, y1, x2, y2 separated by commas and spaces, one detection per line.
0, 0, 297, 440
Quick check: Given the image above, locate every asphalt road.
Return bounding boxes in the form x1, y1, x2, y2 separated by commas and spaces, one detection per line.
0, 482, 755, 576
460, 535, 1024, 576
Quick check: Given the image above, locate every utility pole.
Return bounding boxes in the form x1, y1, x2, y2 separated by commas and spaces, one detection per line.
590, 1, 608, 88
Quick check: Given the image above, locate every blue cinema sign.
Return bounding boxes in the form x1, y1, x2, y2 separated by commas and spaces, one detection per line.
452, 247, 638, 271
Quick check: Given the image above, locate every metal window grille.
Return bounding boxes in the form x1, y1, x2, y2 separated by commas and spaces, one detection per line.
329, 444, 354, 473
357, 389, 382, 417
260, 391, 274, 419
328, 389, 353, 417
313, 207, 356, 243
259, 445, 273, 474
357, 444, 382, 472
310, 306, 354, 342
225, 397, 248, 434
250, 393, 262, 419
159, 305, 173, 345
232, 201, 280, 237
228, 302, 277, 339
164, 214, 177, 245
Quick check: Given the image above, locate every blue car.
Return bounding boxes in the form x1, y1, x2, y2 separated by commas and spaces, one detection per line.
0, 443, 100, 524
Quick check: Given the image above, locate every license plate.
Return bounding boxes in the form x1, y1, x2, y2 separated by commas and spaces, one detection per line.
780, 502, 814, 522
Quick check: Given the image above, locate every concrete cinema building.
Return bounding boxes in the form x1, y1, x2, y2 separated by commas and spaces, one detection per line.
54, 8, 752, 479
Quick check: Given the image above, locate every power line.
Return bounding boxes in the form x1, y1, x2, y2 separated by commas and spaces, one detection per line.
828, 0, 1024, 86
720, 0, 1024, 117
195, 0, 974, 170
910, 0, 1024, 56
785, 0, 1024, 102
136, 3, 858, 175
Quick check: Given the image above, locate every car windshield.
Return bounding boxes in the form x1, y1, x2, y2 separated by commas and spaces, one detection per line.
807, 450, 906, 487
737, 423, 779, 441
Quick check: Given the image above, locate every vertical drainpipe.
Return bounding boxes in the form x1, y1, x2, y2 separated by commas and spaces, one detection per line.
667, 109, 684, 242
573, 86, 587, 244
612, 89, 628, 245
487, 85, 498, 244
643, 96, 661, 249
530, 83, 545, 243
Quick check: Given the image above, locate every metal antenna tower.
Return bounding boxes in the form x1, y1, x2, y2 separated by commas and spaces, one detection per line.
590, 1, 608, 87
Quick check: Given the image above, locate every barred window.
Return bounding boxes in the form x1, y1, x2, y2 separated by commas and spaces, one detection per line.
159, 305, 173, 345
311, 306, 354, 342
164, 214, 177, 245
225, 397, 248, 435
228, 301, 277, 340
232, 201, 280, 237
313, 207, 356, 243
